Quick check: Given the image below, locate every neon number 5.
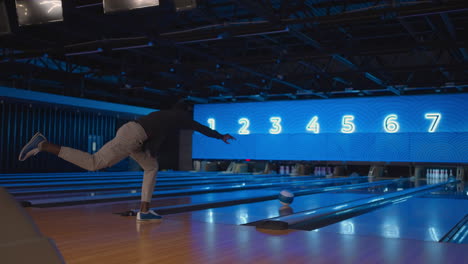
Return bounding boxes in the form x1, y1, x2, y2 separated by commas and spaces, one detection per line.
306, 116, 320, 133
384, 114, 399, 133
238, 118, 250, 135
425, 113, 441, 133
207, 118, 215, 130
269, 117, 282, 134
341, 115, 355, 133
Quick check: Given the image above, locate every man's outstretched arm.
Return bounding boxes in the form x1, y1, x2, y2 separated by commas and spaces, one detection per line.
221, 134, 236, 144
191, 121, 236, 144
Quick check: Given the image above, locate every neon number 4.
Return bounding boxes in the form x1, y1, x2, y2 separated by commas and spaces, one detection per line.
207, 118, 215, 130
238, 118, 250, 135
425, 113, 441, 133
269, 117, 282, 134
384, 114, 399, 133
306, 116, 320, 133
341, 115, 355, 133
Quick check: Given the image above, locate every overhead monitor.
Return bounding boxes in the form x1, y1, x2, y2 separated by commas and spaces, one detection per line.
15, 0, 63, 26
103, 0, 159, 13
0, 1, 11, 34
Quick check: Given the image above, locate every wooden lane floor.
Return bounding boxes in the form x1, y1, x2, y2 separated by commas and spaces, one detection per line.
26, 200, 466, 264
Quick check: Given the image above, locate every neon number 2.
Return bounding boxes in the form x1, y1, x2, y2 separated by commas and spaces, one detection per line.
341, 115, 355, 133
306, 116, 320, 133
425, 113, 441, 133
238, 118, 250, 135
207, 118, 215, 130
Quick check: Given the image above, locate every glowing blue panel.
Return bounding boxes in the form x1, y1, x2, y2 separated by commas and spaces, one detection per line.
193, 94, 468, 162
0, 86, 156, 115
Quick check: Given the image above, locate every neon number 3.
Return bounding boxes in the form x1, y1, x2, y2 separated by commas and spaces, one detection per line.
238, 118, 250, 135
425, 113, 441, 133
341, 115, 355, 133
306, 116, 320, 133
384, 114, 399, 133
269, 117, 282, 134
207, 118, 215, 130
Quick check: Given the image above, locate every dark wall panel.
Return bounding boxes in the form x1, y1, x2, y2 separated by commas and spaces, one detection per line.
0, 99, 128, 173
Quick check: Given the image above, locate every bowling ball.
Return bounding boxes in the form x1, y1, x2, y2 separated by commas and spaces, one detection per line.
278, 190, 294, 205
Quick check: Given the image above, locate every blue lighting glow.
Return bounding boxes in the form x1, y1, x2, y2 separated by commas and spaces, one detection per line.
0, 86, 156, 115
340, 221, 355, 235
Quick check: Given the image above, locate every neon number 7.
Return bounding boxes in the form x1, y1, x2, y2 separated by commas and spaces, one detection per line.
425, 113, 441, 133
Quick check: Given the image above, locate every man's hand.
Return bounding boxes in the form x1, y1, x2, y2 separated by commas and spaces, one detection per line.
222, 134, 236, 144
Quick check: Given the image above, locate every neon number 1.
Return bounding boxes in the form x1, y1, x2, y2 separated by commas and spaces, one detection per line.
207, 118, 215, 130
269, 117, 282, 134
306, 116, 320, 133
341, 115, 355, 133
425, 113, 441, 133
238, 118, 250, 135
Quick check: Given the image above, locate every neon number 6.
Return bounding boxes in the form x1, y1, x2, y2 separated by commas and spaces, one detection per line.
269, 117, 282, 134
384, 114, 399, 133
341, 115, 355, 133
238, 118, 250, 135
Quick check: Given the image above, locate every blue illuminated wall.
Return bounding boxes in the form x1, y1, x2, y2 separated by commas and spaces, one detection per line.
193, 94, 468, 163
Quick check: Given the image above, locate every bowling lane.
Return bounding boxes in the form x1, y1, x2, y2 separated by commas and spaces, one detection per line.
315, 195, 468, 242
16, 180, 285, 201
16, 174, 366, 207
25, 186, 279, 207
167, 192, 378, 225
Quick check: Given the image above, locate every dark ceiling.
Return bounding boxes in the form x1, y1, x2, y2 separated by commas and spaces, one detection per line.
1, 0, 468, 108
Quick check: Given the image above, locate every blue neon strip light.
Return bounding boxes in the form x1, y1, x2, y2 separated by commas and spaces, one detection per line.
0, 86, 155, 115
